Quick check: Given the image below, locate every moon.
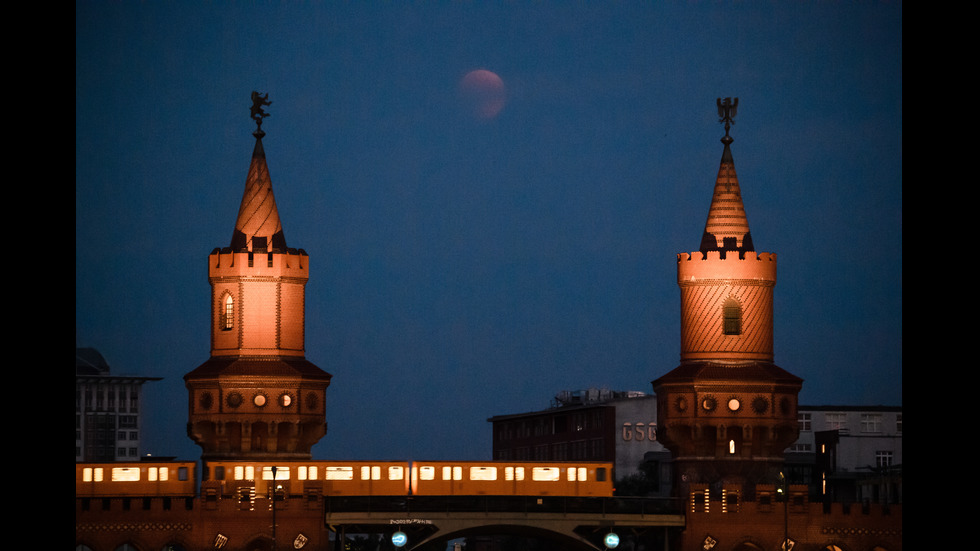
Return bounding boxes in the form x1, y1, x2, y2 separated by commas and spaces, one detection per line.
459, 69, 506, 120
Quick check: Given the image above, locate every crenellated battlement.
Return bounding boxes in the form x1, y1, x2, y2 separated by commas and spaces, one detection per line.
208, 248, 309, 280
677, 250, 777, 283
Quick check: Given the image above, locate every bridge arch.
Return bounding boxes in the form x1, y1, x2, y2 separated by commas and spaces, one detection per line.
406, 523, 601, 551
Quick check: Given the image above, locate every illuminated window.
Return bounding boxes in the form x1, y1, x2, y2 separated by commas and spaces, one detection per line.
112, 467, 140, 482
729, 439, 736, 454
83, 467, 104, 482
532, 467, 561, 482
504, 467, 525, 481
389, 466, 404, 480
222, 294, 234, 331
690, 489, 709, 513
418, 466, 436, 481
722, 298, 742, 335
326, 466, 354, 480
722, 489, 739, 513
262, 466, 289, 480
469, 467, 497, 481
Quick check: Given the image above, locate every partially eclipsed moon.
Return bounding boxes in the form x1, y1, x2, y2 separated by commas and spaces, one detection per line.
459, 69, 506, 120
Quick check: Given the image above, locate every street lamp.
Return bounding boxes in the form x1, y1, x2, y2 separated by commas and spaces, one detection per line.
777, 471, 794, 551
271, 466, 278, 551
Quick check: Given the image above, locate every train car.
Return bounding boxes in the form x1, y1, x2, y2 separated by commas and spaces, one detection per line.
202, 460, 411, 497
410, 461, 613, 497
76, 461, 197, 498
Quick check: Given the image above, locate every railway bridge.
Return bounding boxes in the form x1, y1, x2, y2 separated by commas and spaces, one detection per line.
325, 495, 685, 551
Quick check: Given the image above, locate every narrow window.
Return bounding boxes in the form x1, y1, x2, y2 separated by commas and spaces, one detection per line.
722, 298, 742, 335
222, 294, 234, 331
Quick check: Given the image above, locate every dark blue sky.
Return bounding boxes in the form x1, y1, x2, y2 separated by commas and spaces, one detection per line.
76, 3, 902, 462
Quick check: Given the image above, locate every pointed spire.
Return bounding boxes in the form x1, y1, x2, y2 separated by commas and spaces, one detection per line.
699, 98, 754, 256
230, 93, 286, 252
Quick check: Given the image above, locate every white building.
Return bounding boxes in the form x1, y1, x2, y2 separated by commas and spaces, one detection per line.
76, 348, 161, 462
788, 405, 902, 504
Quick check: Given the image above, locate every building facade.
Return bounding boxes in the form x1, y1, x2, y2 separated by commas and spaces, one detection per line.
790, 405, 903, 506
76, 347, 161, 462
488, 389, 672, 496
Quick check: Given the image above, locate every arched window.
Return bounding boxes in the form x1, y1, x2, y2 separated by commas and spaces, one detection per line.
723, 297, 742, 335
221, 294, 234, 331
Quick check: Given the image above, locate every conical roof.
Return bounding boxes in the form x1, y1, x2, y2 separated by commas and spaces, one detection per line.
699, 134, 754, 255
229, 134, 287, 252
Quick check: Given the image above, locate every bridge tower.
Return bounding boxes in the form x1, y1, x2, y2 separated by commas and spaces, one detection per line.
652, 99, 802, 498
184, 93, 332, 460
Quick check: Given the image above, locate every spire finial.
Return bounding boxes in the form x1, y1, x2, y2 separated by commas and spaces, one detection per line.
250, 91, 271, 138
716, 97, 738, 145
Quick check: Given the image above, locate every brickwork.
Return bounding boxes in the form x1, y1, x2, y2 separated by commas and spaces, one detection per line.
185, 132, 331, 460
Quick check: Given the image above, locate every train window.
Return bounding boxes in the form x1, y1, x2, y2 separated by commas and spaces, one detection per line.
596, 467, 607, 482
567, 468, 576, 482
469, 466, 497, 481
234, 466, 256, 480
578, 467, 587, 481
440, 466, 464, 481
148, 467, 169, 482
389, 466, 404, 480
112, 467, 140, 482
262, 466, 289, 480
214, 466, 225, 481
361, 466, 382, 480
326, 466, 354, 480
83, 467, 104, 482
531, 467, 560, 482
440, 466, 463, 481
298, 466, 318, 480
419, 466, 436, 481
178, 466, 189, 481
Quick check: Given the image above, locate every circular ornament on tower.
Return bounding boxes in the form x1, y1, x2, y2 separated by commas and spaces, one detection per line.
279, 392, 294, 408
253, 393, 267, 407
675, 396, 688, 412
199, 391, 213, 411
305, 392, 319, 411
701, 396, 717, 412
728, 397, 741, 412
227, 392, 243, 408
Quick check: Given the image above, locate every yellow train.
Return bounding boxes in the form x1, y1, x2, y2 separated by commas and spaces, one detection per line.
76, 461, 197, 498
410, 461, 611, 497
77, 460, 614, 498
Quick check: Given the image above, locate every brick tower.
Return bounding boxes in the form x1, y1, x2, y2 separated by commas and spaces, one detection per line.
184, 94, 332, 460
652, 99, 802, 498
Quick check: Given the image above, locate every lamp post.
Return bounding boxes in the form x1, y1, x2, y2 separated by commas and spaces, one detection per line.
271, 465, 278, 551
777, 470, 789, 551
